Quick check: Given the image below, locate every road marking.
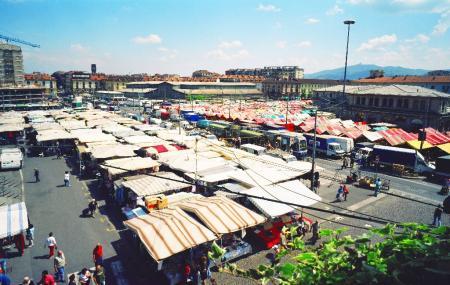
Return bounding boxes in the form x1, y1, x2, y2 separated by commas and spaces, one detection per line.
19, 169, 25, 202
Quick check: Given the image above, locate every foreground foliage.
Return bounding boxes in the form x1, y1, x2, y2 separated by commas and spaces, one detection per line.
222, 223, 450, 285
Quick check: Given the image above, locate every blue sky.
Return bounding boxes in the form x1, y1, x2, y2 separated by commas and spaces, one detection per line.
1, 0, 449, 75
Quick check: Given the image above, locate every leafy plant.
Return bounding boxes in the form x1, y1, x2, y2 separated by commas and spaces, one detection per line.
221, 223, 450, 284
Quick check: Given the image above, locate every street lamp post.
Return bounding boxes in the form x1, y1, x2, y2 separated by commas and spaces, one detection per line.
341, 20, 355, 117
310, 108, 318, 193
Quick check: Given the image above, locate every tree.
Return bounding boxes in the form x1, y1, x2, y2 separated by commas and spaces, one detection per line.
221, 223, 450, 285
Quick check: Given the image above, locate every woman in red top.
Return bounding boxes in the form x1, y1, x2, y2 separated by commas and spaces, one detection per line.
92, 243, 103, 266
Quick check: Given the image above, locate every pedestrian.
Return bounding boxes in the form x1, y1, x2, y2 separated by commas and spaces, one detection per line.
14, 233, 25, 256
433, 205, 443, 227
88, 199, 98, 217
78, 268, 91, 285
374, 178, 381, 197
64, 171, 70, 187
53, 250, 66, 282
280, 228, 287, 249
311, 220, 320, 244
343, 184, 350, 201
44, 232, 57, 259
92, 243, 103, 266
341, 156, 348, 169
0, 271, 11, 285
336, 185, 344, 202
26, 223, 34, 247
21, 276, 35, 285
67, 274, 76, 285
38, 270, 55, 285
34, 168, 40, 182
198, 255, 210, 285
183, 262, 191, 285
350, 155, 355, 168
93, 264, 105, 285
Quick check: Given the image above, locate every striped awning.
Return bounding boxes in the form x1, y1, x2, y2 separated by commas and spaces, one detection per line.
123, 208, 216, 261
0, 202, 29, 239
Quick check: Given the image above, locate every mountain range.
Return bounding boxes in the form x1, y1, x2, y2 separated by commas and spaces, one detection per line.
304, 64, 434, 80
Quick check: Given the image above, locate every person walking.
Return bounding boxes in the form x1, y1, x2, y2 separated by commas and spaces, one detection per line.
88, 199, 98, 217
38, 270, 55, 285
67, 274, 76, 285
34, 168, 40, 182
336, 185, 344, 202
433, 205, 443, 227
45, 232, 57, 259
343, 184, 350, 201
53, 250, 66, 283
311, 220, 320, 245
93, 264, 105, 285
92, 243, 103, 266
64, 171, 70, 187
0, 271, 11, 285
14, 233, 25, 256
374, 178, 381, 197
21, 276, 35, 285
26, 224, 34, 247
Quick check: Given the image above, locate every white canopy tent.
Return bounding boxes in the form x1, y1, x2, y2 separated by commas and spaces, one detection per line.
0, 202, 29, 239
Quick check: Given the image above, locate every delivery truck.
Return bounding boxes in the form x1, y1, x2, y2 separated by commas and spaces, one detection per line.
433, 155, 450, 180
371, 145, 434, 175
303, 134, 345, 158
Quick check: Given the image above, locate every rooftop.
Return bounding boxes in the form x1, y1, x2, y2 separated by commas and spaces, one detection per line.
315, 84, 450, 98
356, 75, 450, 84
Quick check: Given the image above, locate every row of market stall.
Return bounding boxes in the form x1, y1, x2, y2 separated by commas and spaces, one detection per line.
1, 109, 323, 284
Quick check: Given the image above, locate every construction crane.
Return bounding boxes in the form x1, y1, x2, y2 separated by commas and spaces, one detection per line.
0, 34, 40, 48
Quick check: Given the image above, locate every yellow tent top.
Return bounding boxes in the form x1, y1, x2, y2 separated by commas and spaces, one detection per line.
437, 143, 450, 154
406, 140, 433, 150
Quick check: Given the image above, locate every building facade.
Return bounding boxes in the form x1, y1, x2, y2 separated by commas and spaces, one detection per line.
314, 85, 450, 130
126, 81, 262, 100
24, 73, 57, 96
226, 66, 304, 80
192, 70, 220, 78
0, 43, 24, 86
0, 86, 46, 110
262, 79, 341, 99
356, 75, 450, 94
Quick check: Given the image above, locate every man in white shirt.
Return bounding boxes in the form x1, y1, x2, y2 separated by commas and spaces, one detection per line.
64, 171, 70, 187
45, 232, 57, 258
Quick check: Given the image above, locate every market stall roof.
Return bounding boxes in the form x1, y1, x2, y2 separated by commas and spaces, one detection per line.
437, 143, 450, 154
90, 144, 139, 160
241, 180, 322, 218
123, 207, 216, 261
0, 117, 25, 124
58, 119, 88, 130
0, 123, 27, 133
362, 131, 383, 142
123, 135, 166, 146
424, 128, 450, 145
174, 196, 266, 235
406, 140, 433, 150
132, 124, 164, 132
101, 157, 160, 175
100, 123, 131, 134
162, 154, 231, 174
32, 122, 62, 131
112, 130, 145, 139
36, 129, 75, 142
0, 202, 29, 239
70, 129, 117, 143
120, 172, 190, 197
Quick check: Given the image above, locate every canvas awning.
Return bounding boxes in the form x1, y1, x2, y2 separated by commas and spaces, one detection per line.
0, 202, 29, 239
90, 144, 138, 160
362, 131, 383, 142
437, 143, 450, 154
101, 157, 160, 175
123, 208, 216, 261
123, 135, 166, 146
121, 172, 190, 197
174, 196, 266, 234
240, 180, 322, 218
406, 140, 433, 150
37, 129, 75, 142
0, 123, 27, 133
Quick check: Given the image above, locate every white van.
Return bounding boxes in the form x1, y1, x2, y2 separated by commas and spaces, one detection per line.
0, 148, 23, 170
240, 144, 267, 156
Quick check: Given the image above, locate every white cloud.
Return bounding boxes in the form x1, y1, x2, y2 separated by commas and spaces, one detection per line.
326, 4, 344, 16
274, 21, 282, 29
276, 41, 287, 49
405, 33, 430, 43
132, 34, 162, 44
218, 40, 242, 49
357, 34, 397, 52
257, 4, 280, 12
158, 47, 178, 61
297, 41, 312, 48
306, 18, 320, 24
432, 8, 450, 35
207, 49, 249, 61
346, 0, 374, 4
70, 43, 88, 52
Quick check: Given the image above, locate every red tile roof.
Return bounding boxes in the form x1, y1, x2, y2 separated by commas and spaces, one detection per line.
356, 75, 450, 84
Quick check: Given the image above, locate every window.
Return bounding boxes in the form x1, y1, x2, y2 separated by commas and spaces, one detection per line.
412, 100, 419, 110
403, 99, 409, 108
369, 97, 374, 106
382, 98, 387, 107
397, 99, 403, 108
388, 98, 393, 107
420, 100, 426, 110
356, 97, 361, 105
361, 97, 366, 105
374, 98, 379, 107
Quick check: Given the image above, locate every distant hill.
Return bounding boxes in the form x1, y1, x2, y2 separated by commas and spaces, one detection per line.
304, 64, 430, 80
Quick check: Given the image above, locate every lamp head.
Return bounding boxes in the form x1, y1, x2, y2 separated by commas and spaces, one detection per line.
344, 20, 356, 25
